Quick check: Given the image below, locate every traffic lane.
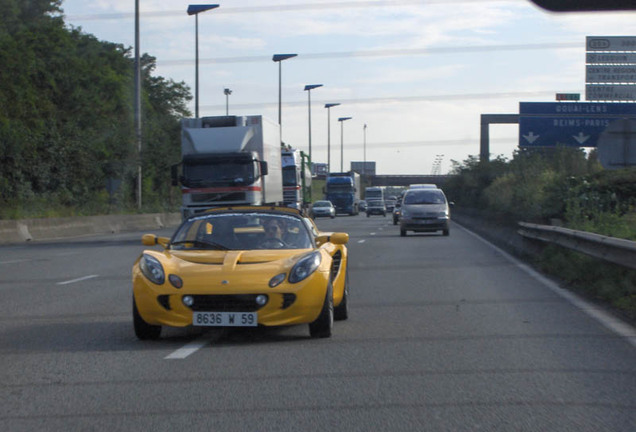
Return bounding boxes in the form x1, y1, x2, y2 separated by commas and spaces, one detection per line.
312, 216, 635, 418
0, 228, 175, 319
1, 218, 634, 431
2, 348, 634, 431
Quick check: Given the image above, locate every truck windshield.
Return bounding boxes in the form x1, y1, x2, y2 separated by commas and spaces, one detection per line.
183, 160, 256, 187
282, 167, 297, 186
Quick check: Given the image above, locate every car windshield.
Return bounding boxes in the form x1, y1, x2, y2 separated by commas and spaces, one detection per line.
368, 200, 383, 206
170, 212, 313, 250
313, 201, 331, 208
404, 190, 446, 205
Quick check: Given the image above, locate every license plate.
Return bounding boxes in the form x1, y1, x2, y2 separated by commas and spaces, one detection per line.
192, 311, 257, 327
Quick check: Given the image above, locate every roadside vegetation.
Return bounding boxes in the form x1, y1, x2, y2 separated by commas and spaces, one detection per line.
1, 0, 188, 219
444, 147, 636, 322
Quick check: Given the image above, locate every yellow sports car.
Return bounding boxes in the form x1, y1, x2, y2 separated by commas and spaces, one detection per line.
132, 206, 349, 340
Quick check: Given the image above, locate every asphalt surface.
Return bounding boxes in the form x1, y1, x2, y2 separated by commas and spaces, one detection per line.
0, 215, 635, 431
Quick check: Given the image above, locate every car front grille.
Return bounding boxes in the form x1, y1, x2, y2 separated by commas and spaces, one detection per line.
188, 294, 265, 312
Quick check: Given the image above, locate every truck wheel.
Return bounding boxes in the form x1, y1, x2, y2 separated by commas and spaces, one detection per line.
400, 229, 407, 237
309, 284, 333, 338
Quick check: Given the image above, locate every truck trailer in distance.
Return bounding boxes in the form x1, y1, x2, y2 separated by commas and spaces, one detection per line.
173, 115, 283, 219
325, 171, 360, 215
282, 148, 312, 211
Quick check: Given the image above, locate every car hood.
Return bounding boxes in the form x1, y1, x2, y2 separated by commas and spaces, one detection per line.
139, 248, 323, 292
166, 249, 312, 266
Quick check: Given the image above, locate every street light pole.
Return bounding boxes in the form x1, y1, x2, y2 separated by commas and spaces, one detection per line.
338, 117, 352, 172
187, 4, 219, 119
324, 103, 340, 173
224, 88, 232, 115
272, 54, 297, 141
363, 123, 367, 175
135, 0, 142, 209
304, 84, 322, 166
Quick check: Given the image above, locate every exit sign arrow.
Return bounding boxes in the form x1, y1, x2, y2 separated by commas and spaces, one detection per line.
523, 131, 540, 144
573, 132, 590, 145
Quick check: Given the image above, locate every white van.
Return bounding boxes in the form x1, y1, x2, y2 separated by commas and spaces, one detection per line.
408, 184, 437, 190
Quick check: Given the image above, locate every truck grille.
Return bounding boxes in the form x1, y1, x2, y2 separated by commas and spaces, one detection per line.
190, 192, 247, 203
283, 190, 297, 200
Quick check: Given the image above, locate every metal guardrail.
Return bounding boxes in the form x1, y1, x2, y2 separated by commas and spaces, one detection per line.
518, 222, 636, 270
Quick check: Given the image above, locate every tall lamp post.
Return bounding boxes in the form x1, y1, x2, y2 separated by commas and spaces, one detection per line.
224, 88, 232, 115
338, 117, 352, 172
135, 0, 142, 209
187, 4, 219, 119
272, 54, 297, 141
324, 103, 340, 173
363, 123, 367, 175
304, 84, 322, 165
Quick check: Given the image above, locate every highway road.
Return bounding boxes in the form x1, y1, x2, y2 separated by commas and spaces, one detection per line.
1, 215, 635, 431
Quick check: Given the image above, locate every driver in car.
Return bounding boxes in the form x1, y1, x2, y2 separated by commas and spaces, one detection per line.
261, 219, 287, 248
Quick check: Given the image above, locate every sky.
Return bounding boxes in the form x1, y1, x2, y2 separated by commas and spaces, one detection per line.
58, 0, 636, 175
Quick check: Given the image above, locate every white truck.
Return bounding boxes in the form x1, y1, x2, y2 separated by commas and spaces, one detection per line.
173, 115, 283, 219
281, 148, 312, 210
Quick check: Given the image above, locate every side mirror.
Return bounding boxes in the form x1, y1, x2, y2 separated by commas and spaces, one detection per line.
142, 234, 158, 246
316, 233, 349, 245
330, 232, 349, 245
142, 234, 170, 248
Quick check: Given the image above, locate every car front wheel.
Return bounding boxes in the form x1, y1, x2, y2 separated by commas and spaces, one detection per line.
133, 297, 161, 340
334, 270, 349, 321
309, 284, 333, 338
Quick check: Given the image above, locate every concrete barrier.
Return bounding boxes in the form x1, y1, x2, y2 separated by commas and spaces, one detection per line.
0, 213, 181, 245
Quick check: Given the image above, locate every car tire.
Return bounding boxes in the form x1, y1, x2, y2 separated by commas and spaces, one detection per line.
330, 215, 335, 219
334, 270, 349, 321
443, 229, 450, 236
309, 283, 333, 338
366, 213, 370, 218
400, 229, 406, 237
133, 297, 161, 340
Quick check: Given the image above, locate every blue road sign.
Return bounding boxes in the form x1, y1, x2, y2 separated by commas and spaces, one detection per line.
519, 102, 636, 147
519, 117, 613, 147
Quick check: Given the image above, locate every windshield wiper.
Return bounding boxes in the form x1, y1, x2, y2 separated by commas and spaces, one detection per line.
170, 240, 229, 250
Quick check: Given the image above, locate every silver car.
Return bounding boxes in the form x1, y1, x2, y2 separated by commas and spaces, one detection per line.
399, 188, 450, 236
311, 200, 336, 218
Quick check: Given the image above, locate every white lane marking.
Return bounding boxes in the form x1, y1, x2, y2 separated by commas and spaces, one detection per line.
56, 275, 99, 285
0, 259, 31, 265
165, 339, 209, 360
358, 239, 366, 244
370, 232, 376, 236
457, 223, 636, 348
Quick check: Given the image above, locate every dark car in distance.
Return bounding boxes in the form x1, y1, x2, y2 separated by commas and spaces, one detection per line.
366, 199, 386, 217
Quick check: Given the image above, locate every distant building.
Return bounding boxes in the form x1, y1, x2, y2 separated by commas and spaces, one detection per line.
351, 161, 376, 176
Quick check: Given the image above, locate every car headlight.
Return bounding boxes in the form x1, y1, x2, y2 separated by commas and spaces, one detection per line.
139, 254, 165, 285
288, 251, 322, 284
437, 211, 449, 218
